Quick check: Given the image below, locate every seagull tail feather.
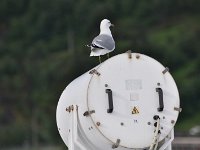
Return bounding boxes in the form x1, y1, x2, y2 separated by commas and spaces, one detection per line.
86, 44, 91, 47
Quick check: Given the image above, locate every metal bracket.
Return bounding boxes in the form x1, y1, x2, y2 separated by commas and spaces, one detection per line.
174, 107, 182, 112
162, 67, 169, 74
83, 110, 95, 116
126, 50, 132, 59
112, 139, 120, 149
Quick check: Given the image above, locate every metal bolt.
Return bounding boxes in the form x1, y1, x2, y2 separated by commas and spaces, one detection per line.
136, 54, 140, 59
171, 120, 175, 124
153, 115, 160, 120
96, 122, 101, 126
105, 84, 108, 87
66, 107, 71, 113
157, 83, 161, 86
120, 122, 124, 126
147, 122, 151, 125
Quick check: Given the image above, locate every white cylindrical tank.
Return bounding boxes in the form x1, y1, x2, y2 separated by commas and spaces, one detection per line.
56, 53, 180, 150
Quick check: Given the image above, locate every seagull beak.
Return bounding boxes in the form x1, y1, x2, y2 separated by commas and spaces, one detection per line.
110, 24, 114, 27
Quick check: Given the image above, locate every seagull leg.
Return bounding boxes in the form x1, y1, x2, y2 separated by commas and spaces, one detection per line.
99, 56, 101, 64
107, 53, 110, 59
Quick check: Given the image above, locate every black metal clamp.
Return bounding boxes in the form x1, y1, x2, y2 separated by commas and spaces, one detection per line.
156, 87, 164, 112
106, 89, 113, 113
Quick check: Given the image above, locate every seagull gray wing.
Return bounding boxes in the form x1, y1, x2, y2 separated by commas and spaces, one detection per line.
92, 34, 115, 51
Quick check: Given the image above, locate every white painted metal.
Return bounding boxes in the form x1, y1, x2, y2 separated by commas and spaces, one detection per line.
56, 53, 180, 150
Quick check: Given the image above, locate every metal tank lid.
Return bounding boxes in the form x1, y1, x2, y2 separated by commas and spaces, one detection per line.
86, 53, 180, 149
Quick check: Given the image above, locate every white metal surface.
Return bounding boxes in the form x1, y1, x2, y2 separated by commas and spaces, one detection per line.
56, 53, 180, 150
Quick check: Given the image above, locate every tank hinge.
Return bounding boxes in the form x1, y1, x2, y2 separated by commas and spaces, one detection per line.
66, 105, 74, 113
89, 69, 101, 76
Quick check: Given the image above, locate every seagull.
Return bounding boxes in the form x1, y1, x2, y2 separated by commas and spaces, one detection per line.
87, 19, 115, 63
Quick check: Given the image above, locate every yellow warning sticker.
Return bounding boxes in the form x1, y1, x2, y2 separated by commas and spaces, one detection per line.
132, 106, 139, 114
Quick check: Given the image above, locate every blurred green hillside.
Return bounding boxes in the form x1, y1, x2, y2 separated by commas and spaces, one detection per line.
0, 0, 200, 148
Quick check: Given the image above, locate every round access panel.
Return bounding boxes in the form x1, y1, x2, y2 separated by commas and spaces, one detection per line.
87, 53, 180, 149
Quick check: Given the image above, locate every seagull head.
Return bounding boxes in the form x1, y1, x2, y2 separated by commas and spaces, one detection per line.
100, 19, 114, 29
100, 19, 114, 35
